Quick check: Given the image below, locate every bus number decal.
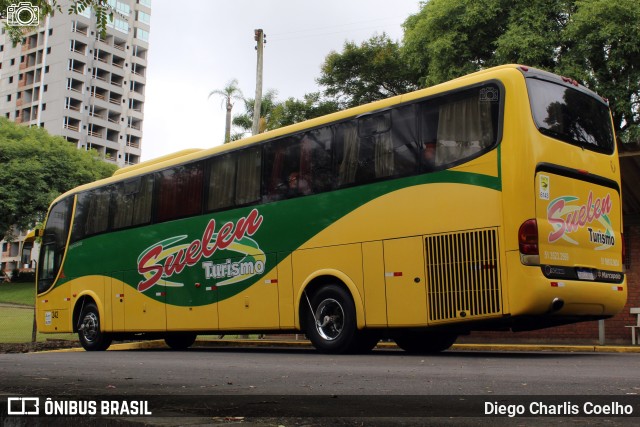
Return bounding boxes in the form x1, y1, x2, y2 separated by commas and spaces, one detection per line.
136, 209, 264, 292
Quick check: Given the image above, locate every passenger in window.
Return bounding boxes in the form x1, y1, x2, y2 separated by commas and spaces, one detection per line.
421, 142, 436, 171
287, 172, 311, 197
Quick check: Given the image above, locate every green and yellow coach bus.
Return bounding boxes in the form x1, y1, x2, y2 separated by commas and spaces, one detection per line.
36, 65, 626, 353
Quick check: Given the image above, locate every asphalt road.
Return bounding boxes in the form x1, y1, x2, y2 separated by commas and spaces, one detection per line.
1, 346, 639, 425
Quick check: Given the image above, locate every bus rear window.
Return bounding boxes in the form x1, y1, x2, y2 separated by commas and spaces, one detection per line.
527, 78, 614, 153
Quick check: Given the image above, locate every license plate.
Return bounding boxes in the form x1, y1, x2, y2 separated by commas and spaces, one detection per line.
577, 269, 595, 281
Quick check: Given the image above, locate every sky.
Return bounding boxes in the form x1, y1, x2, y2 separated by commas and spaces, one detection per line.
141, 0, 421, 161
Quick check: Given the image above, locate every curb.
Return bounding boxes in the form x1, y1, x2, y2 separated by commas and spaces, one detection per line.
37, 339, 640, 353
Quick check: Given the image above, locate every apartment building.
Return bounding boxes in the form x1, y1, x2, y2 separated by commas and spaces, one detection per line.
0, 0, 151, 167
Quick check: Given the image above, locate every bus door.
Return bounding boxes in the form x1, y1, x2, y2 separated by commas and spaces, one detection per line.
383, 237, 428, 326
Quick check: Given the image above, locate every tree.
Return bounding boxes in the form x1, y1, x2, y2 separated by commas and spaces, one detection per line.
401, 0, 640, 144
1, 0, 113, 45
232, 89, 280, 136
270, 92, 340, 128
0, 118, 117, 238
318, 33, 420, 108
209, 79, 244, 144
560, 0, 640, 145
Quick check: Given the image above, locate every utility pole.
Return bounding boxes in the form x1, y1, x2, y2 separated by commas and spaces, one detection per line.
252, 29, 265, 136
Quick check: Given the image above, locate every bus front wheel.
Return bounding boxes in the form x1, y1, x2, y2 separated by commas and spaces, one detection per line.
393, 330, 457, 354
305, 284, 361, 354
165, 333, 197, 350
78, 303, 112, 351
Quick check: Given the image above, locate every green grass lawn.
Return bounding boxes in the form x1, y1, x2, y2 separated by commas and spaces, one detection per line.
0, 282, 35, 306
0, 282, 76, 343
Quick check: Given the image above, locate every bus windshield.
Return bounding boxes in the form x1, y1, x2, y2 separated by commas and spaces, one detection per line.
37, 198, 72, 294
527, 78, 614, 154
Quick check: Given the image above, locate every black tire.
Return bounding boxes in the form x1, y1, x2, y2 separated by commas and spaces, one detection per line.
165, 333, 197, 350
393, 330, 457, 354
78, 302, 112, 351
351, 330, 380, 354
305, 284, 359, 354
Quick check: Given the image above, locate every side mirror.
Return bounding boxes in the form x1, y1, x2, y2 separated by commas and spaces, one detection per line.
35, 229, 44, 238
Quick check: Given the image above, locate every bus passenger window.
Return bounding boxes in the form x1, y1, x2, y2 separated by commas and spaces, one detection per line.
73, 187, 112, 240
335, 121, 359, 186
391, 105, 420, 176
156, 162, 203, 222
434, 85, 499, 167
263, 137, 301, 201
235, 147, 261, 205
112, 175, 153, 230
207, 153, 236, 211
358, 112, 392, 182
300, 127, 333, 194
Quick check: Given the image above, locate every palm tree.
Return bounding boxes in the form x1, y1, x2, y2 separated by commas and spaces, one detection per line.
232, 89, 280, 137
208, 79, 244, 143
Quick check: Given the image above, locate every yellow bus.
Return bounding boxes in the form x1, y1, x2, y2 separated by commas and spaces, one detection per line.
36, 64, 626, 353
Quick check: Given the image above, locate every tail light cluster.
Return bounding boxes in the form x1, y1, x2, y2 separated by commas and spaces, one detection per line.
519, 219, 540, 266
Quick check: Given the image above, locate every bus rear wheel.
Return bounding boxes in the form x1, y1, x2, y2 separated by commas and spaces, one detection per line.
78, 303, 112, 351
305, 284, 359, 354
165, 333, 197, 350
393, 330, 457, 354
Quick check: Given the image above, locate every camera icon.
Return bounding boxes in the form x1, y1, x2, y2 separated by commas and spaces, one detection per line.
479, 87, 499, 103
7, 2, 40, 26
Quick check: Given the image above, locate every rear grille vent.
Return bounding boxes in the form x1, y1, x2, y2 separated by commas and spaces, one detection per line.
425, 228, 502, 322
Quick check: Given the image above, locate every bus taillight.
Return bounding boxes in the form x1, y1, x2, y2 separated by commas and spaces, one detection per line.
519, 219, 540, 265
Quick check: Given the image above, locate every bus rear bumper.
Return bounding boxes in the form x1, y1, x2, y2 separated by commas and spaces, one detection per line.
504, 251, 627, 318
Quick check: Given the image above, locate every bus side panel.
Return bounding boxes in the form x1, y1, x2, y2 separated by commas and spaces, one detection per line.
362, 241, 387, 327
277, 253, 295, 329
383, 237, 428, 327
108, 273, 125, 332
123, 270, 166, 332
217, 253, 280, 330
36, 285, 71, 333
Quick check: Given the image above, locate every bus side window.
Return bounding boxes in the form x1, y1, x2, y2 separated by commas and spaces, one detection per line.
335, 120, 359, 187
206, 153, 236, 211
235, 146, 261, 206
263, 136, 300, 201
391, 104, 420, 177
72, 186, 112, 241
418, 102, 439, 171
358, 111, 392, 182
434, 85, 498, 167
112, 175, 154, 230
300, 127, 333, 194
156, 162, 203, 223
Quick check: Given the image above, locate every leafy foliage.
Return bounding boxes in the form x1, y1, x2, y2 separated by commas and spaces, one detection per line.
400, 0, 639, 144
0, 118, 117, 238
318, 33, 420, 108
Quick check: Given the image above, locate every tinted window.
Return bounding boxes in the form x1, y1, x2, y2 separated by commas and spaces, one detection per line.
418, 84, 500, 169
206, 147, 261, 211
72, 186, 112, 241
156, 162, 203, 222
112, 175, 154, 230
527, 78, 614, 153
